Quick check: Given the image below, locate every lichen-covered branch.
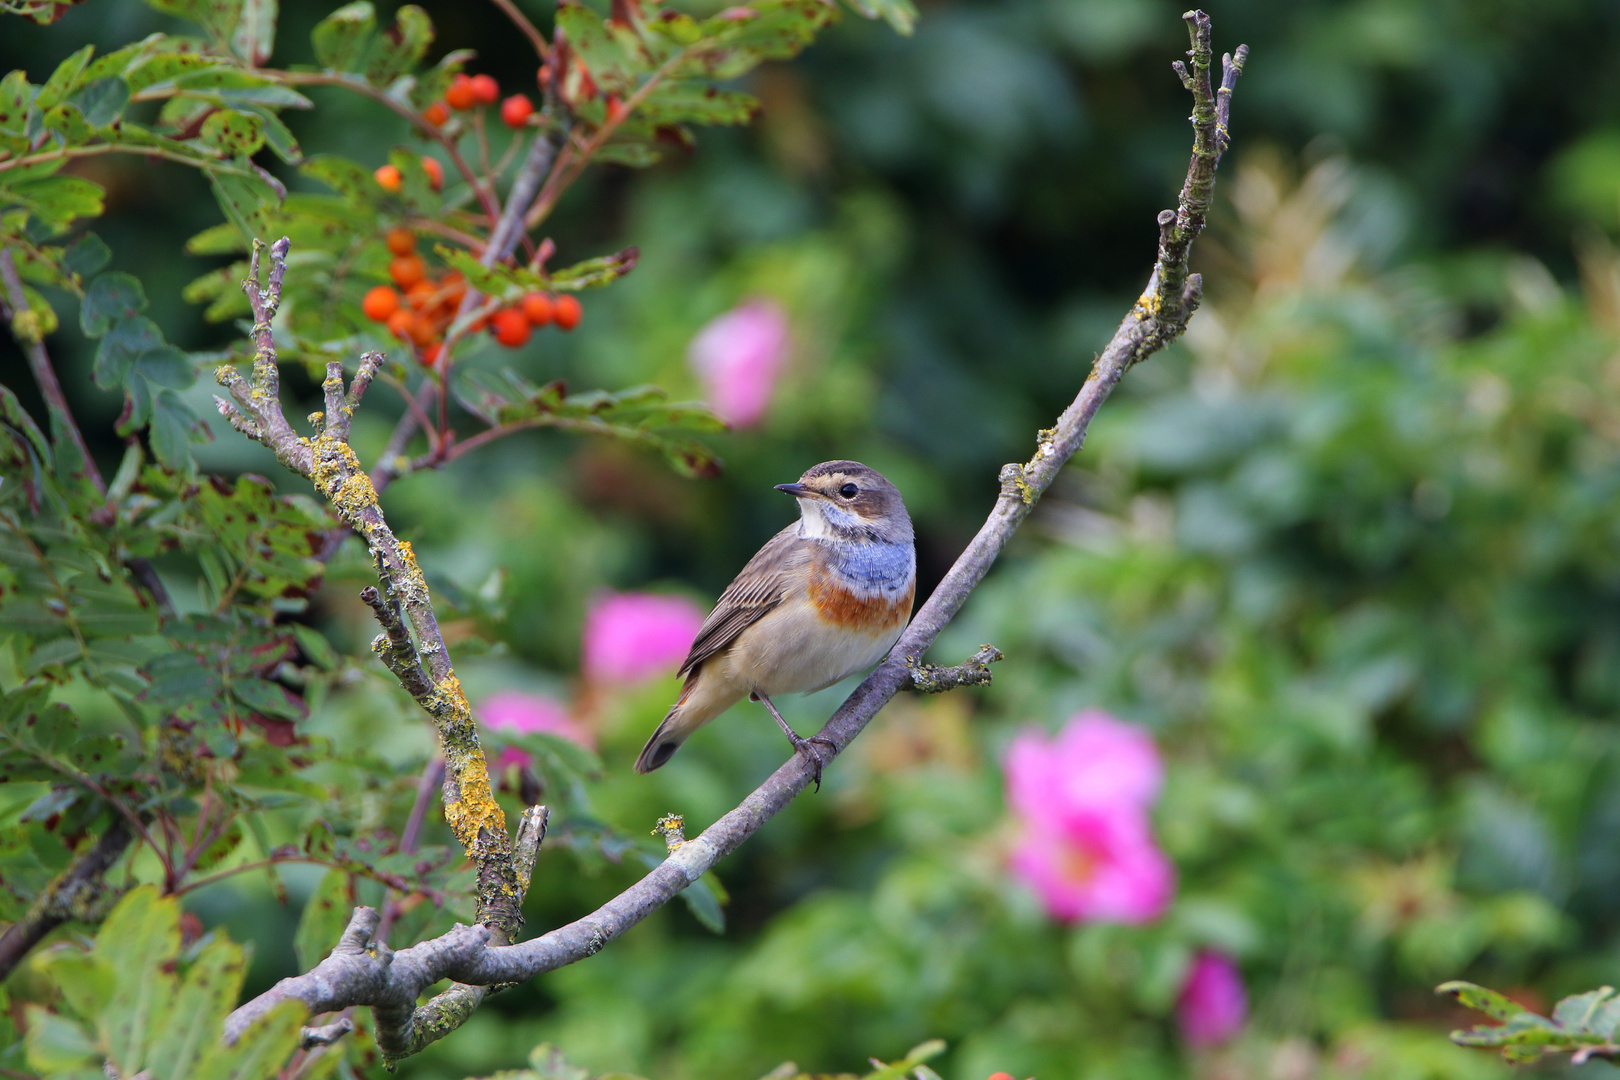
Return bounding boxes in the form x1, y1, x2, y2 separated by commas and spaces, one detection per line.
224, 10, 1246, 1062
214, 239, 522, 952
0, 817, 131, 980
906, 645, 1004, 694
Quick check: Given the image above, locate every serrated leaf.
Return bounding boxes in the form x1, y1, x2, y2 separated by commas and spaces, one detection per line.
148, 389, 209, 471
841, 0, 914, 33
62, 233, 110, 278
289, 622, 338, 670
1438, 980, 1529, 1023
185, 222, 250, 256
68, 76, 129, 126
22, 1005, 99, 1074
34, 950, 116, 1018
231, 0, 278, 66
96, 885, 181, 1075
4, 173, 105, 229
312, 1, 376, 72
207, 164, 283, 241
0, 71, 34, 137
42, 102, 94, 144
363, 4, 434, 87
231, 677, 306, 721
236, 102, 300, 162
200, 108, 266, 157
79, 272, 147, 337
638, 83, 758, 126
147, 937, 248, 1080
147, 0, 247, 51
36, 45, 94, 110
293, 869, 352, 971
93, 315, 164, 387
188, 998, 303, 1079
137, 345, 196, 389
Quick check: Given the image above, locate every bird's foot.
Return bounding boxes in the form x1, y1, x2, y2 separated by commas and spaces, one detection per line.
753, 692, 837, 792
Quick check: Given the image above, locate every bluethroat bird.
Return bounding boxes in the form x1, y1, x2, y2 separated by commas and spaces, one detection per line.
634, 460, 916, 783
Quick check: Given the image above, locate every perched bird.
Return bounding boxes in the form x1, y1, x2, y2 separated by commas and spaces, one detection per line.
634, 460, 916, 781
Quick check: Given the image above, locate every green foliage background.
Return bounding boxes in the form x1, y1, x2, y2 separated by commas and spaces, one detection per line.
8, 0, 1620, 1078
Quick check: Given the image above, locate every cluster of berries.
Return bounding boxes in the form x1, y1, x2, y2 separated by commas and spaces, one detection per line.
426, 72, 534, 129
360, 228, 581, 359
374, 157, 443, 194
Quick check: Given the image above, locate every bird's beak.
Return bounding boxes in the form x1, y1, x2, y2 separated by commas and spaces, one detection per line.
775, 482, 812, 498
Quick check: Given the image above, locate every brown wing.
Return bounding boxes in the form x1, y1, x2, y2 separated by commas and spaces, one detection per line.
679, 523, 810, 678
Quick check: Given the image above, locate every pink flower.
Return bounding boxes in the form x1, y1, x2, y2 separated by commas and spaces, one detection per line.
687, 298, 790, 428
1177, 950, 1247, 1047
582, 592, 705, 685
477, 690, 591, 769
1003, 712, 1174, 924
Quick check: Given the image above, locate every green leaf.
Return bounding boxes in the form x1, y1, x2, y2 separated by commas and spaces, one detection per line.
34, 950, 116, 1018
22, 1005, 99, 1074
680, 871, 726, 933
293, 869, 352, 970
80, 272, 148, 337
93, 315, 164, 388
200, 108, 267, 157
1438, 980, 1528, 1023
289, 622, 338, 670
185, 222, 250, 256
363, 4, 434, 87
136, 345, 196, 389
637, 84, 758, 127
0, 384, 51, 473
232, 677, 307, 721
148, 389, 209, 471
0, 71, 35, 137
68, 76, 129, 127
146, 0, 247, 51
36, 45, 94, 110
147, 937, 248, 1080
231, 0, 278, 65
237, 102, 300, 162
207, 164, 283, 242
96, 885, 181, 1075
312, 1, 376, 72
4, 173, 105, 229
171, 68, 311, 109
840, 0, 915, 34
62, 233, 110, 278
42, 102, 94, 145
188, 999, 302, 1079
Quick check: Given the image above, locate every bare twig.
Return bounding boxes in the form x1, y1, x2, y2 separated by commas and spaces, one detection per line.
0, 249, 104, 497
222, 11, 1245, 1062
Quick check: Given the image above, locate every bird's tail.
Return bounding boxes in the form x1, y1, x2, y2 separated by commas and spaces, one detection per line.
634, 670, 737, 773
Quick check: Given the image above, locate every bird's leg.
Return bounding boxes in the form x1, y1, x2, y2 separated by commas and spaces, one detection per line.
751, 692, 836, 791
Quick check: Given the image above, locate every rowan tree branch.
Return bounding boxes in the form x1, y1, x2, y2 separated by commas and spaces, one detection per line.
213, 240, 523, 944
222, 10, 1246, 1061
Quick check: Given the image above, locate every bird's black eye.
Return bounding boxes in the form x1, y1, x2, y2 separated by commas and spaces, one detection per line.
839, 482, 859, 499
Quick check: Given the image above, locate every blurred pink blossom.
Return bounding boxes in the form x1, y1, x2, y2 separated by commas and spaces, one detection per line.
582, 592, 704, 685
1176, 950, 1248, 1047
477, 690, 591, 770
687, 298, 790, 428
1003, 712, 1174, 924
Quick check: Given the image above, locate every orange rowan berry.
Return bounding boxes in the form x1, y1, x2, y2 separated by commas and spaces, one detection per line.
374, 164, 403, 192
385, 228, 416, 256
987, 1074, 1015, 1080
390, 255, 427, 289
445, 74, 477, 110
501, 94, 533, 128
553, 293, 582, 330
606, 94, 628, 124
520, 292, 554, 327
421, 341, 443, 366
421, 157, 444, 192
492, 308, 532, 347
386, 308, 418, 341
405, 280, 437, 309
469, 74, 499, 105
361, 286, 400, 322
423, 101, 449, 126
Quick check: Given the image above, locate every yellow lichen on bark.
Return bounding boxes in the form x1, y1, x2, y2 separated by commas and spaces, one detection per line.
428, 674, 509, 846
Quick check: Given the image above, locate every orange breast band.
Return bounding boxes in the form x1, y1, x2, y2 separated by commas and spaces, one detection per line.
808, 576, 915, 633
